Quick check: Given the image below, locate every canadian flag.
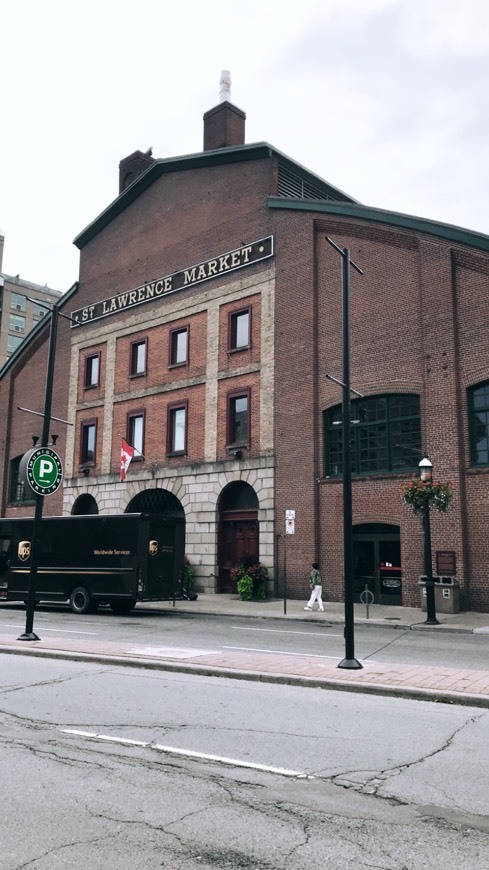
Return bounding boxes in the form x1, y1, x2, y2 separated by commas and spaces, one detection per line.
120, 438, 135, 482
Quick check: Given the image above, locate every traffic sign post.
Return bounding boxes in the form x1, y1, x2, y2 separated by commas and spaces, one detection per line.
17, 302, 60, 642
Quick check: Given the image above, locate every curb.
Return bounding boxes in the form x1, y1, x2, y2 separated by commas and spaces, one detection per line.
2, 643, 489, 709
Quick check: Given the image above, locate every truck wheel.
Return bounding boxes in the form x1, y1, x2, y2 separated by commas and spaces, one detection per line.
110, 599, 136, 614
70, 586, 93, 614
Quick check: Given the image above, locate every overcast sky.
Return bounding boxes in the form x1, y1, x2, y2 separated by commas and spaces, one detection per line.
1, 0, 488, 292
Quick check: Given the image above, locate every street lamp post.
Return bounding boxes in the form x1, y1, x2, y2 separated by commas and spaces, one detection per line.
325, 237, 363, 670
419, 456, 439, 626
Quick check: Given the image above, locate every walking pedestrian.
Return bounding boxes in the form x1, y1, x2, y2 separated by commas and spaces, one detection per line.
304, 562, 324, 611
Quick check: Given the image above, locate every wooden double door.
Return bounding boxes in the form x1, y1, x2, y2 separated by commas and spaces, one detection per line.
217, 510, 258, 593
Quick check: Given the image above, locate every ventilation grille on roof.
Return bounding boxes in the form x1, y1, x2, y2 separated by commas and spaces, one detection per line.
277, 163, 337, 201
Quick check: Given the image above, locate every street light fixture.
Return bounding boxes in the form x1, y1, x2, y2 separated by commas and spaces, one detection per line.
419, 455, 439, 626
325, 237, 363, 670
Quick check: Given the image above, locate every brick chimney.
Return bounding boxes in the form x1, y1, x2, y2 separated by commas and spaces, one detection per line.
203, 70, 246, 151
119, 149, 155, 194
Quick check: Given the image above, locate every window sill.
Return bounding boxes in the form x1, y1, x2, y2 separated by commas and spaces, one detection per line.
129, 371, 147, 379
168, 361, 188, 370
228, 345, 251, 355
166, 451, 186, 458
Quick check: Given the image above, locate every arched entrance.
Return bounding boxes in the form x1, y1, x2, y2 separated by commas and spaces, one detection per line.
353, 523, 402, 605
71, 494, 99, 515
126, 488, 184, 516
217, 482, 259, 593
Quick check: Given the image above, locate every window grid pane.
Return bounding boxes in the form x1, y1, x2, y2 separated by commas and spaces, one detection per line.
231, 396, 248, 443
324, 394, 420, 476
235, 312, 249, 348
172, 330, 188, 364
129, 416, 144, 457
82, 425, 96, 463
171, 408, 186, 452
131, 341, 146, 374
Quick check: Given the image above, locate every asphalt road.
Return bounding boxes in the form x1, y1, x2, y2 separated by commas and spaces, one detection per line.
2, 603, 489, 670
2, 654, 489, 869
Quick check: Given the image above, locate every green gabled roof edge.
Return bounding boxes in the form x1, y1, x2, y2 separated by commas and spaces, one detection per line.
73, 143, 358, 250
267, 198, 489, 253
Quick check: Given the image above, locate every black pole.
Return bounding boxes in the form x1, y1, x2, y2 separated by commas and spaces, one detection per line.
283, 535, 287, 615
338, 249, 362, 669
18, 303, 59, 641
422, 502, 439, 625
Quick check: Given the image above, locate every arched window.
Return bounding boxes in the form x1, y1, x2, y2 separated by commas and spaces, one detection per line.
468, 381, 489, 466
323, 394, 421, 476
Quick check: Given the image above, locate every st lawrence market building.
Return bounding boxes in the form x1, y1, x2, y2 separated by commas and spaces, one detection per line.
2, 85, 489, 612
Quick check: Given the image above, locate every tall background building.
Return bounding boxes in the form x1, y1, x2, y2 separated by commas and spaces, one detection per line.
0, 235, 62, 366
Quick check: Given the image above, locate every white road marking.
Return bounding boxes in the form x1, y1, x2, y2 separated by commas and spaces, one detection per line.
0, 623, 99, 635
59, 729, 309, 778
224, 645, 342, 660
233, 626, 342, 638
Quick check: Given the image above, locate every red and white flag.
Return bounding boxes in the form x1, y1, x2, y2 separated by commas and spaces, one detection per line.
120, 438, 135, 482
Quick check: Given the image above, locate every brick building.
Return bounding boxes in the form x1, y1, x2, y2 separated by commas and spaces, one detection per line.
2, 84, 489, 610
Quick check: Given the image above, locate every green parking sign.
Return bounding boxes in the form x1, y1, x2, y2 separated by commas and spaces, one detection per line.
21, 447, 63, 496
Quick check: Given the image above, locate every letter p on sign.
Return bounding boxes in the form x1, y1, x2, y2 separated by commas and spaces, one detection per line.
39, 459, 54, 478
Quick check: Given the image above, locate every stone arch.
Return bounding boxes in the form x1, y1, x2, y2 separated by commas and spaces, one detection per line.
126, 487, 184, 516
71, 493, 99, 515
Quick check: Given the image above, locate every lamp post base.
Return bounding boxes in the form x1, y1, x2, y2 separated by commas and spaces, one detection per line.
17, 632, 41, 642
338, 657, 363, 670
424, 617, 440, 626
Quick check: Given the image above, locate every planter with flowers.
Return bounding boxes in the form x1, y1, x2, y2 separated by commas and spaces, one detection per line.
401, 479, 454, 516
231, 557, 269, 600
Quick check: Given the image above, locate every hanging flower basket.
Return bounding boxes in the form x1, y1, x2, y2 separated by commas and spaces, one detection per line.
401, 480, 454, 516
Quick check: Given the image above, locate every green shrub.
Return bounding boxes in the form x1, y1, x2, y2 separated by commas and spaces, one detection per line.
237, 573, 254, 600
232, 559, 268, 600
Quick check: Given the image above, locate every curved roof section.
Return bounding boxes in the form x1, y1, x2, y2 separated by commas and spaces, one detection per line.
267, 198, 489, 254
73, 143, 358, 250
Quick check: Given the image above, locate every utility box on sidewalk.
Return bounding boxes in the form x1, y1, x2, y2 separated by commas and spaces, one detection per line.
418, 576, 460, 614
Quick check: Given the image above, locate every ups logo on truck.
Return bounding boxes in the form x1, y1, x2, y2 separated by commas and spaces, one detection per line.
18, 541, 31, 561
149, 540, 158, 556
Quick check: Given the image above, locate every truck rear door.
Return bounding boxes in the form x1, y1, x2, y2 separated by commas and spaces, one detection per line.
145, 517, 182, 599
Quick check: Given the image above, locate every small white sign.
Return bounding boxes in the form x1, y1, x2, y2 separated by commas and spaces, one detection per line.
285, 509, 295, 535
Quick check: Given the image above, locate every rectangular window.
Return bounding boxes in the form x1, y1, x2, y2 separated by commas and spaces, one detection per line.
228, 391, 249, 445
170, 327, 188, 366
84, 353, 100, 388
167, 403, 187, 454
33, 305, 46, 319
80, 421, 97, 465
10, 292, 26, 311
469, 382, 489, 465
9, 313, 25, 333
130, 339, 147, 376
229, 308, 250, 350
7, 335, 23, 353
128, 412, 144, 459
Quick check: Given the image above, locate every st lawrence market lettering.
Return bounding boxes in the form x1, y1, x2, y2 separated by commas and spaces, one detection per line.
71, 236, 274, 326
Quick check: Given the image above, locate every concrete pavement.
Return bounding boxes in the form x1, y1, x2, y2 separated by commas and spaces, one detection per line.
2, 595, 489, 707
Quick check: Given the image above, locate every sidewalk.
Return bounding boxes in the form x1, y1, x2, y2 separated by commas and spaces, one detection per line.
2, 595, 489, 707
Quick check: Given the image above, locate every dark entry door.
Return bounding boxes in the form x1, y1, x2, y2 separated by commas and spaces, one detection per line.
218, 512, 258, 593
353, 524, 401, 605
